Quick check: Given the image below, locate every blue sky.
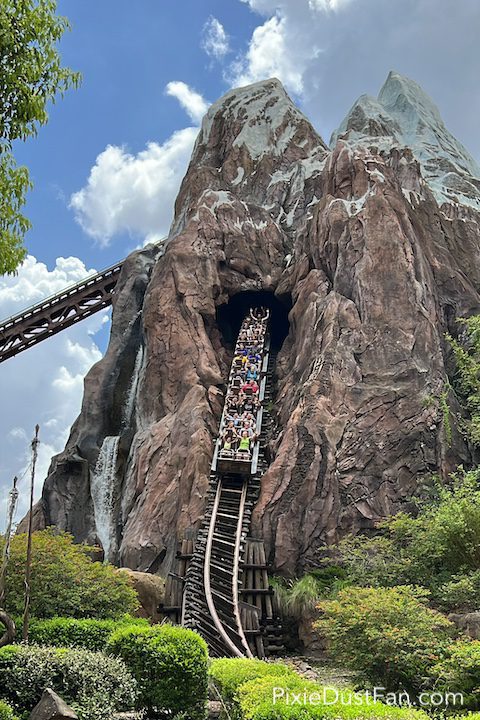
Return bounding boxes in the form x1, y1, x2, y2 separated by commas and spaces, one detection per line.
2, 0, 480, 525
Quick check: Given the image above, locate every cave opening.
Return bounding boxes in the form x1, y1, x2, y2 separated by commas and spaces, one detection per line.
216, 290, 292, 351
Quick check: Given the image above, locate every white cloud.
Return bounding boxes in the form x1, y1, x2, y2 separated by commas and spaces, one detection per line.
0, 255, 107, 530
232, 0, 480, 163
202, 16, 230, 59
230, 14, 305, 94
165, 81, 209, 124
69, 127, 198, 245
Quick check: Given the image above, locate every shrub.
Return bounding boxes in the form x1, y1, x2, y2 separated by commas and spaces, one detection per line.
236, 674, 429, 720
336, 470, 480, 611
0, 644, 137, 720
0, 529, 138, 619
437, 570, 480, 611
315, 586, 454, 692
209, 657, 295, 706
432, 640, 480, 709
26, 615, 149, 650
0, 701, 16, 720
107, 623, 208, 719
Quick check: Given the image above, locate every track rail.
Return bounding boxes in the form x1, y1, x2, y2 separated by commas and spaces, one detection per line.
203, 478, 252, 657
182, 308, 273, 657
0, 261, 123, 363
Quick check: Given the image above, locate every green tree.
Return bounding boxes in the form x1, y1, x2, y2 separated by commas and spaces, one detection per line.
0, 529, 139, 619
0, 0, 80, 275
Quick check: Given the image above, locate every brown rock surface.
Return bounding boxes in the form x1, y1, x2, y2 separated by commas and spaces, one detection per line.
118, 568, 164, 622
27, 75, 480, 577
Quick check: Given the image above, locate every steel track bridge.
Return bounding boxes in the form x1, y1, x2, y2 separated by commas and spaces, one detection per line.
0, 261, 123, 363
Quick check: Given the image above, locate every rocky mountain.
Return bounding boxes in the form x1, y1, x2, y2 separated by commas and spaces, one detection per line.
26, 73, 480, 576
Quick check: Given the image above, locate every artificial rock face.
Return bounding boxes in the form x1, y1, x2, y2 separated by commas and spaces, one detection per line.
28, 74, 480, 575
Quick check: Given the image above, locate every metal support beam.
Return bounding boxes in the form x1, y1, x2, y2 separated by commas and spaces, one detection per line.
0, 261, 123, 363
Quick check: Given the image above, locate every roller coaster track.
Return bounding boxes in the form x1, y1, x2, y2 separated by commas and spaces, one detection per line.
180, 312, 278, 657
0, 261, 123, 363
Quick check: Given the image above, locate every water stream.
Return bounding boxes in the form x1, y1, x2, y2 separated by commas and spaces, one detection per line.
91, 435, 120, 562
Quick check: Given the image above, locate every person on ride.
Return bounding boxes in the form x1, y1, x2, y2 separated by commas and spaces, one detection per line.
246, 364, 258, 381
248, 350, 261, 364
237, 430, 253, 456
242, 396, 255, 413
241, 378, 259, 394
226, 393, 239, 411
222, 422, 239, 451
243, 419, 256, 438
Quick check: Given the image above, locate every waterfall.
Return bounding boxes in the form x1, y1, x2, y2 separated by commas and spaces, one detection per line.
91, 435, 119, 562
122, 345, 144, 429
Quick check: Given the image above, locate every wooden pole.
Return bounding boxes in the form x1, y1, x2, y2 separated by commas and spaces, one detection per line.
22, 425, 40, 642
0, 476, 19, 606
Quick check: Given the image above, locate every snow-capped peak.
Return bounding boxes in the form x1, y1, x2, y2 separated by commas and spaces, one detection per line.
197, 78, 326, 160
333, 71, 480, 211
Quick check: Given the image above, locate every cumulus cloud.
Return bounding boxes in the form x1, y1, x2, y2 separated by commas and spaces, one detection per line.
202, 16, 230, 59
233, 0, 480, 161
230, 14, 306, 94
165, 81, 209, 123
0, 255, 106, 529
70, 127, 198, 245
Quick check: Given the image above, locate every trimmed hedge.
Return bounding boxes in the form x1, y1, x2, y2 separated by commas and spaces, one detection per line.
106, 623, 208, 719
0, 644, 137, 720
236, 674, 430, 720
26, 615, 149, 651
0, 701, 16, 720
209, 657, 296, 705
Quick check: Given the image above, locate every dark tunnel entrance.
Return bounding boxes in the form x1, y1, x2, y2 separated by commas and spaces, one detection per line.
216, 290, 292, 351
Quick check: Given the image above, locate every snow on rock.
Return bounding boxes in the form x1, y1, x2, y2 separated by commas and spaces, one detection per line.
333, 71, 480, 211
198, 78, 321, 160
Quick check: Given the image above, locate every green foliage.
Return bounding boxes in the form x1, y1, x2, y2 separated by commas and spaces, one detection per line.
26, 615, 149, 650
436, 570, 480, 611
236, 675, 429, 720
107, 623, 208, 719
272, 567, 348, 621
0, 153, 31, 273
315, 586, 454, 692
447, 316, 480, 446
0, 644, 136, 720
432, 640, 480, 710
336, 469, 480, 610
0, 700, 16, 720
0, 529, 139, 619
209, 657, 295, 708
0, 0, 80, 275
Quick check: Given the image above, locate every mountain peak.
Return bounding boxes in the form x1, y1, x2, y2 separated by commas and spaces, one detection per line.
333, 71, 480, 211
197, 77, 326, 161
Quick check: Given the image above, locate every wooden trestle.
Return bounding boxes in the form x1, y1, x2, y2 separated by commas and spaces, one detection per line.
162, 308, 283, 658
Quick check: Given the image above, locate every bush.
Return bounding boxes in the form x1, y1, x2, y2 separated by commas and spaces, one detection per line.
209, 657, 295, 706
432, 640, 480, 709
0, 644, 137, 720
236, 674, 429, 720
336, 470, 480, 611
437, 570, 480, 611
107, 623, 208, 719
26, 615, 149, 651
315, 586, 454, 692
0, 529, 138, 619
0, 701, 16, 720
